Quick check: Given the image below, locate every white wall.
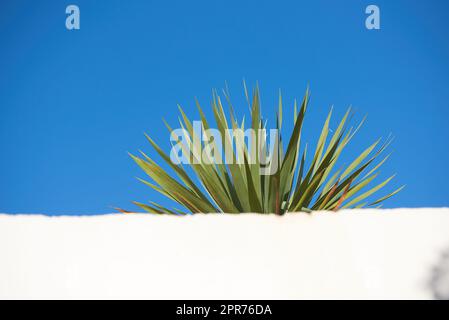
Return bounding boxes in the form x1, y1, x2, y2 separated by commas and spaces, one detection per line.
1, 209, 449, 299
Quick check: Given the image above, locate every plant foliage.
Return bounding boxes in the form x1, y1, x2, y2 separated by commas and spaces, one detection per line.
128, 85, 403, 215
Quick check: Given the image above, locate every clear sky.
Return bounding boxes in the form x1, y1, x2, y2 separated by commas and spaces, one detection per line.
1, 0, 448, 214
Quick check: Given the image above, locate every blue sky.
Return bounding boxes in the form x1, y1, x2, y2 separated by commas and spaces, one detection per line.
0, 0, 448, 214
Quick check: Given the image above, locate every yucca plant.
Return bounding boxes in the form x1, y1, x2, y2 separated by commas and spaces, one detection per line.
128, 84, 403, 215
